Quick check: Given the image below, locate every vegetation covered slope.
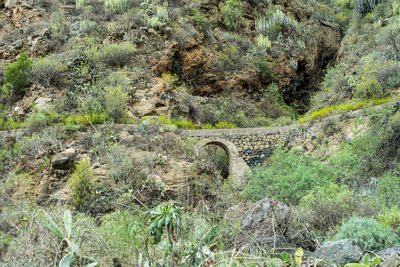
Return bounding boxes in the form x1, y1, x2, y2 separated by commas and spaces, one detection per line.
1, 0, 400, 266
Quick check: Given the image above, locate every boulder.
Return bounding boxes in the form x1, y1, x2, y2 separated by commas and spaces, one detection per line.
234, 198, 292, 253
378, 246, 400, 259
314, 239, 363, 265
51, 148, 76, 170
382, 253, 400, 267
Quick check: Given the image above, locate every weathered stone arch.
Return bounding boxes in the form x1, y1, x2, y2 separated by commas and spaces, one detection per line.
194, 137, 251, 189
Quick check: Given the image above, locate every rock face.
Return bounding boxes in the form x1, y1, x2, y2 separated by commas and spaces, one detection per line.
314, 239, 363, 265
152, 0, 341, 113
234, 198, 292, 253
51, 148, 76, 170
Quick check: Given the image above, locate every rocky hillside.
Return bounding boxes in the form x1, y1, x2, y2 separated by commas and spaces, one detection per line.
1, 0, 400, 266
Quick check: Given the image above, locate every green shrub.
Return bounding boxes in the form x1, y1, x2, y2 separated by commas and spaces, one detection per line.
189, 9, 211, 30
255, 8, 298, 40
252, 58, 274, 81
243, 146, 335, 204
68, 157, 96, 211
354, 78, 384, 99
297, 183, 355, 235
377, 206, 400, 232
3, 49, 32, 94
23, 111, 58, 132
30, 55, 64, 87
158, 115, 172, 125
355, 0, 382, 16
98, 210, 147, 265
378, 21, 400, 60
79, 19, 98, 34
78, 94, 104, 115
100, 42, 136, 67
104, 85, 128, 121
216, 46, 244, 72
378, 169, 400, 208
103, 0, 131, 13
215, 121, 237, 129
333, 217, 400, 251
0, 116, 23, 130
171, 118, 199, 129
106, 145, 135, 184
219, 0, 244, 31
255, 34, 272, 51
103, 72, 131, 89
63, 113, 109, 126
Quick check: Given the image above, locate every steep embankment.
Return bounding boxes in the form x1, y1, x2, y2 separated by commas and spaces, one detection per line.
0, 0, 342, 130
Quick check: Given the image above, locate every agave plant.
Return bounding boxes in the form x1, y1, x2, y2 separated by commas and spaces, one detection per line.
40, 209, 97, 267
149, 203, 181, 245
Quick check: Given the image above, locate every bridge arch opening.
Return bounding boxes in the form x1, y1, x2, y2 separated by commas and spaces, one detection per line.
198, 144, 230, 178
194, 137, 251, 188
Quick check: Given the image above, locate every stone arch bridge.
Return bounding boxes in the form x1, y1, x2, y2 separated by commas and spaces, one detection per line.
185, 124, 301, 188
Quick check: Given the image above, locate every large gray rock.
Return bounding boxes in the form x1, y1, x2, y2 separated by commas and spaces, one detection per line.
51, 148, 76, 170
314, 239, 363, 265
382, 253, 400, 267
379, 246, 400, 259
379, 246, 400, 266
234, 198, 292, 253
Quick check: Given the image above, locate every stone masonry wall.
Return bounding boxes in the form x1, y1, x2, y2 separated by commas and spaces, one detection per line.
185, 124, 299, 166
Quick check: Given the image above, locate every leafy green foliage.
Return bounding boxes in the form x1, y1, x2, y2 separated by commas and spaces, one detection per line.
63, 113, 109, 126
253, 58, 274, 81
30, 55, 64, 87
216, 46, 244, 72
333, 217, 400, 251
297, 183, 355, 235
378, 19, 400, 59
3, 49, 32, 95
255, 7, 298, 40
189, 9, 211, 30
40, 209, 98, 267
103, 0, 131, 13
149, 203, 181, 244
98, 210, 148, 265
100, 42, 136, 67
354, 78, 384, 99
68, 158, 96, 211
104, 85, 128, 121
23, 111, 59, 132
377, 206, 400, 232
171, 118, 199, 129
219, 0, 244, 31
105, 145, 135, 184
355, 0, 382, 16
377, 169, 400, 207
243, 146, 335, 204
